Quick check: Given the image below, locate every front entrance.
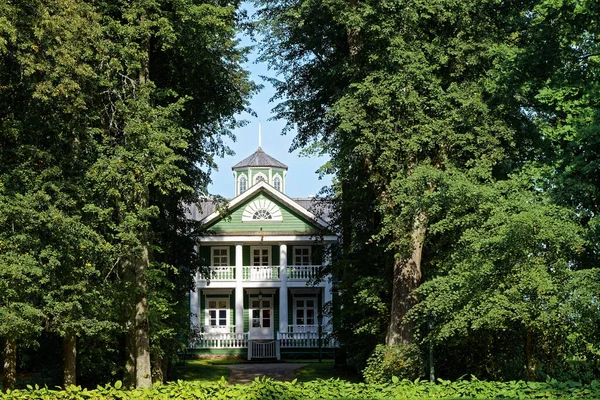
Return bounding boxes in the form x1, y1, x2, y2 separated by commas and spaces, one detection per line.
250, 298, 273, 339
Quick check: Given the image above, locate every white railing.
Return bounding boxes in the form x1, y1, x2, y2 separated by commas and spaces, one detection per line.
286, 265, 321, 281
198, 265, 324, 282
278, 332, 337, 348
192, 332, 248, 349
288, 325, 318, 333
248, 340, 280, 360
208, 266, 235, 281
243, 266, 280, 281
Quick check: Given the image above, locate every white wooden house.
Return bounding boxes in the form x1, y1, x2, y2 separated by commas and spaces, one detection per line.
188, 146, 337, 359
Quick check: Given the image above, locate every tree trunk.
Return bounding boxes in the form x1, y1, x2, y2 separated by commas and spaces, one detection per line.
525, 328, 536, 381
124, 315, 136, 389
151, 355, 164, 384
63, 331, 77, 387
2, 337, 16, 392
134, 243, 152, 388
386, 214, 426, 345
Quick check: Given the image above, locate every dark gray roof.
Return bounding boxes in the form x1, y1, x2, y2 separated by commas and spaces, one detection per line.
231, 147, 288, 170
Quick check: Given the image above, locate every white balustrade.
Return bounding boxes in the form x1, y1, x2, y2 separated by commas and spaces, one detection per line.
243, 266, 280, 281
208, 266, 235, 281
192, 332, 248, 349
286, 265, 320, 281
277, 331, 337, 348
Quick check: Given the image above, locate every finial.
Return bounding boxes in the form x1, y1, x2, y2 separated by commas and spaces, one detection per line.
258, 121, 262, 148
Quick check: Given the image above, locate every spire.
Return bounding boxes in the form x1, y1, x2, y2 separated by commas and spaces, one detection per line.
258, 122, 262, 148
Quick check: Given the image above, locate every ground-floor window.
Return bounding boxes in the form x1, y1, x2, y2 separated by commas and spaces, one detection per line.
205, 298, 229, 331
294, 297, 316, 326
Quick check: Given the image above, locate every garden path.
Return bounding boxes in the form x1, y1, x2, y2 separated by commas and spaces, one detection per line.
226, 363, 307, 384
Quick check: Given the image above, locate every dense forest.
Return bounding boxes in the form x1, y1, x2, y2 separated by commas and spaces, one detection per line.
1, 0, 599, 392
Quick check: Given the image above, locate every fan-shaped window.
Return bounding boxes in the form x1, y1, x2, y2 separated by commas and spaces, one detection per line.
242, 198, 283, 221
254, 173, 267, 184
238, 175, 247, 194
273, 175, 282, 191
253, 209, 272, 220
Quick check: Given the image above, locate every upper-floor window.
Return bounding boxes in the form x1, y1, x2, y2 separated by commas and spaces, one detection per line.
253, 209, 272, 220
238, 175, 247, 194
242, 198, 283, 221
273, 175, 282, 191
294, 246, 311, 265
212, 247, 229, 266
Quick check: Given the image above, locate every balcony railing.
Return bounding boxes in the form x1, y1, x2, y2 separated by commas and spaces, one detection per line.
287, 265, 321, 281
277, 331, 337, 348
192, 332, 248, 349
243, 266, 280, 281
208, 266, 235, 281
200, 265, 323, 282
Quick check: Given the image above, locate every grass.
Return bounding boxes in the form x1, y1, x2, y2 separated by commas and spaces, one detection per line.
291, 360, 362, 383
173, 360, 231, 382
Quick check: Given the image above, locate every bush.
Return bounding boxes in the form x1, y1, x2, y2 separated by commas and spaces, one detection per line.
362, 344, 424, 384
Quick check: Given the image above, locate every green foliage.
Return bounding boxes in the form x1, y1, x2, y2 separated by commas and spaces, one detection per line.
1, 377, 600, 399
363, 344, 424, 384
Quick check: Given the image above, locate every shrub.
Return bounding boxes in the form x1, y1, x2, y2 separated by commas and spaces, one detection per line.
362, 343, 424, 384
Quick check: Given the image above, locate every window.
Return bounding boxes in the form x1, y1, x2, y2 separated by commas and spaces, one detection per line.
273, 175, 282, 191
252, 247, 270, 266
295, 298, 316, 326
212, 247, 229, 266
242, 199, 283, 221
252, 209, 272, 220
294, 247, 311, 265
206, 298, 229, 329
254, 173, 266, 184
238, 175, 247, 194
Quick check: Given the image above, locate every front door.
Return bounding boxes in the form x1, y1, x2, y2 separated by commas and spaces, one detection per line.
250, 298, 273, 339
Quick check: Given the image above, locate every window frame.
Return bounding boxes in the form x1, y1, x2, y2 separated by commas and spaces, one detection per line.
273, 175, 282, 191
293, 297, 317, 328
293, 246, 312, 266
204, 297, 230, 332
250, 246, 271, 266
211, 246, 229, 267
238, 174, 248, 194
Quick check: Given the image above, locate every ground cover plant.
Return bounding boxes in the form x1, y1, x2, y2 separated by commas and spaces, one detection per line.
0, 377, 599, 399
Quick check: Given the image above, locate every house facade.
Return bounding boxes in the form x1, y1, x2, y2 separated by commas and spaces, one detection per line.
188, 147, 337, 359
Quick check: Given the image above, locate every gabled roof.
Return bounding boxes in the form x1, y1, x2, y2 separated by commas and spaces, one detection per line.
200, 181, 328, 230
231, 147, 288, 170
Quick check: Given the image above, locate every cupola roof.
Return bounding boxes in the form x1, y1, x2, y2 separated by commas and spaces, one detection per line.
231, 147, 288, 170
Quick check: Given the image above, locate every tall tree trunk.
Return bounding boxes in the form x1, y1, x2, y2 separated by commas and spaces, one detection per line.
386, 214, 426, 345
63, 331, 77, 387
2, 337, 16, 392
124, 314, 136, 388
525, 328, 536, 381
134, 243, 152, 388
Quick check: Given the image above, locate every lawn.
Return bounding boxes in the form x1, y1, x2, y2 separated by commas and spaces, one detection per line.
287, 360, 362, 383
172, 359, 232, 382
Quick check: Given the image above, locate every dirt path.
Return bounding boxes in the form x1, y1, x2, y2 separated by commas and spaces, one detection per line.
226, 363, 307, 384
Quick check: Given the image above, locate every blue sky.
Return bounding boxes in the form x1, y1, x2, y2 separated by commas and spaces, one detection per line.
207, 6, 332, 199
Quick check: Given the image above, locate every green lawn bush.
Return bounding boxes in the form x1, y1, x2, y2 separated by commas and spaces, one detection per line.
1, 377, 599, 399
362, 344, 424, 383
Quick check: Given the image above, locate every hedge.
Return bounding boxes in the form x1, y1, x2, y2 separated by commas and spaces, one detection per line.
1, 376, 599, 399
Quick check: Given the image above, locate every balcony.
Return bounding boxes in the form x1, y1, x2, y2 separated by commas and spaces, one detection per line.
199, 265, 323, 283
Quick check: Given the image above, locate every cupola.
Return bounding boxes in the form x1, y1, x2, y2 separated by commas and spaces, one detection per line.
232, 147, 288, 196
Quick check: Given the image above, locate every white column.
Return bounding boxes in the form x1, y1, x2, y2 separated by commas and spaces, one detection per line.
322, 244, 333, 330
279, 244, 288, 334
235, 244, 244, 334
190, 285, 199, 328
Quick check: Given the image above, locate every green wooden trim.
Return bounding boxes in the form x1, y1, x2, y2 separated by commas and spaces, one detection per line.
274, 291, 280, 336
287, 245, 293, 265
288, 289, 293, 326
200, 295, 205, 326
272, 245, 280, 265
229, 245, 235, 266
243, 246, 250, 266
